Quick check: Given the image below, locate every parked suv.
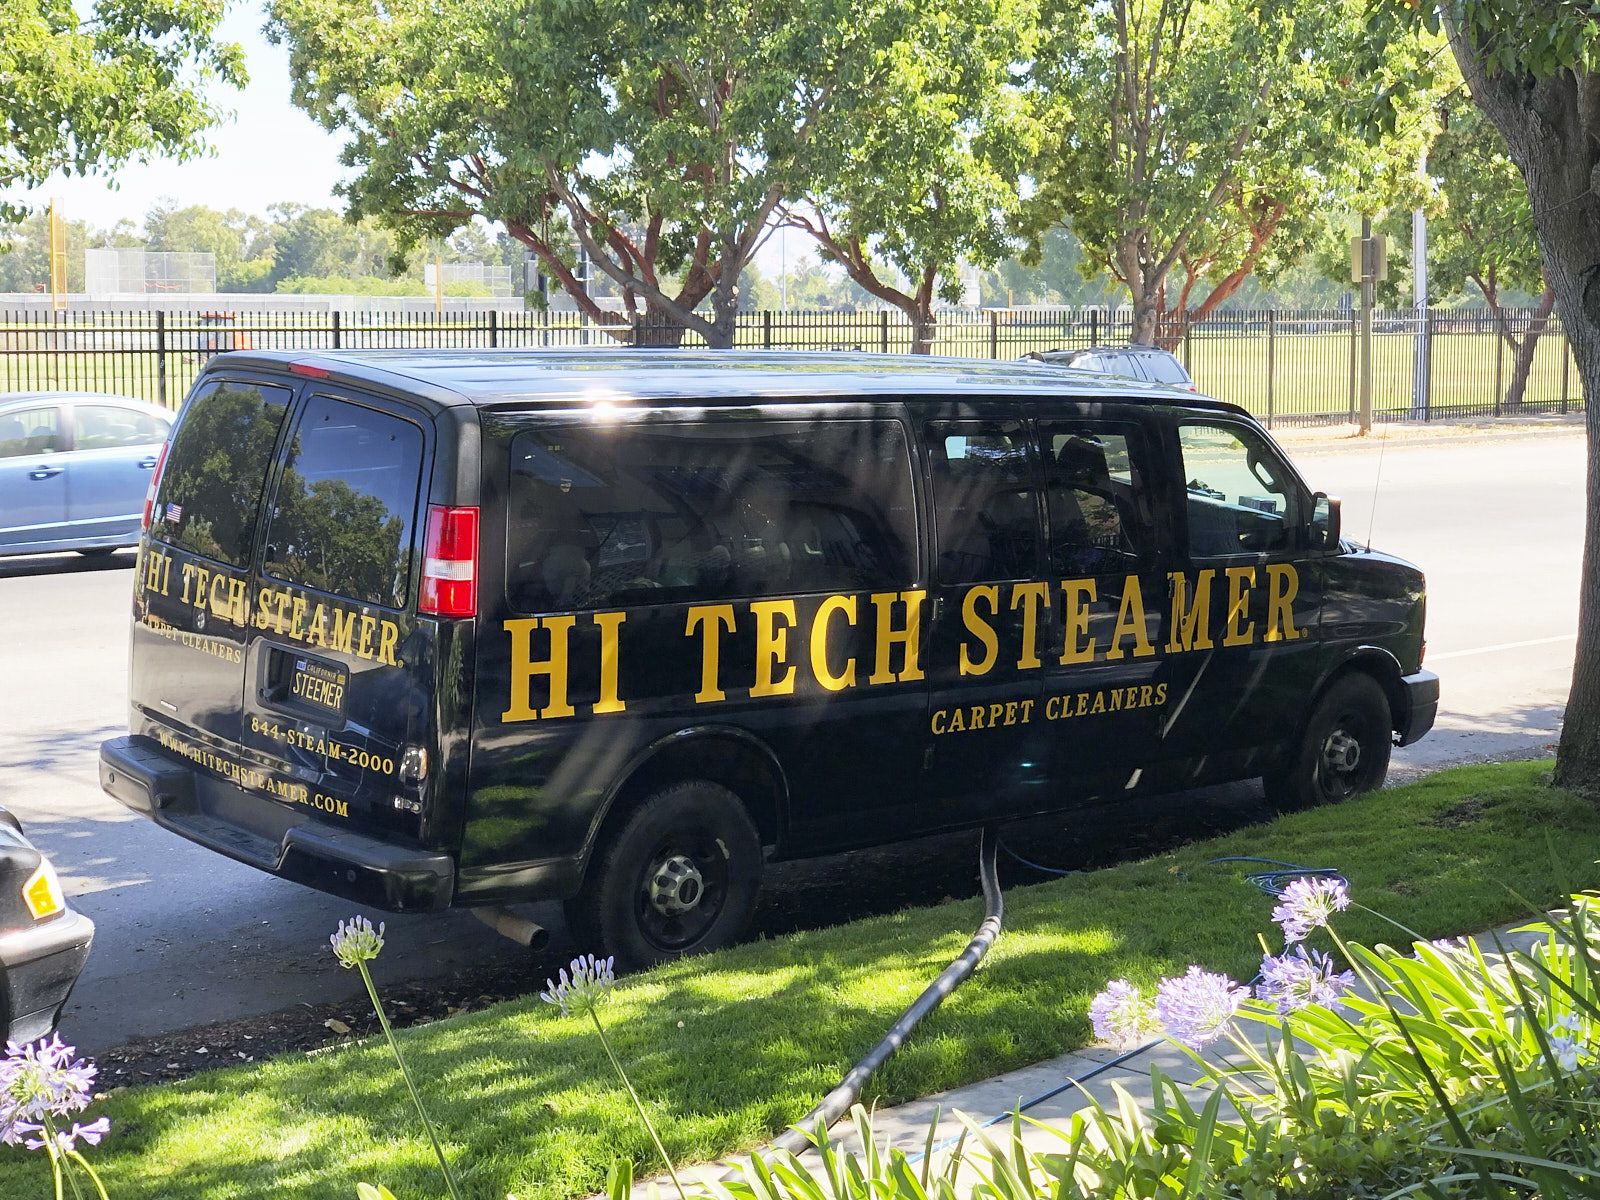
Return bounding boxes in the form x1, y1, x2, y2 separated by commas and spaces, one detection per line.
101, 351, 1437, 968
1026, 345, 1197, 390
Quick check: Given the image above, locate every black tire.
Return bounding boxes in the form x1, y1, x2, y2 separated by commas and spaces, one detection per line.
1264, 673, 1392, 812
566, 781, 763, 971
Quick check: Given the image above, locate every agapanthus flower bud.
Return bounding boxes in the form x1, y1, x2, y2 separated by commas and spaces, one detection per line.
330, 915, 386, 969
540, 954, 616, 1019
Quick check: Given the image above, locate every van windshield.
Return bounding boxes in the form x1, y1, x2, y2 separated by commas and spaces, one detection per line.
151, 380, 292, 567
506, 419, 916, 611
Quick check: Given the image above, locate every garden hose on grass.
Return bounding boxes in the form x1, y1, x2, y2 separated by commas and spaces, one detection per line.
758, 824, 1006, 1160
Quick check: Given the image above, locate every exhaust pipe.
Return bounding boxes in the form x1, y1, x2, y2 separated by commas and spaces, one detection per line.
472, 905, 550, 951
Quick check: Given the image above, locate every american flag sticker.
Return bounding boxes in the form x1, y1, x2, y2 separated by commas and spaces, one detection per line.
164, 502, 183, 524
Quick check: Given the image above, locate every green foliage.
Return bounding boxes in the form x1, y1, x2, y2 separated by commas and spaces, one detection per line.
0, 0, 244, 224
1025, 0, 1436, 341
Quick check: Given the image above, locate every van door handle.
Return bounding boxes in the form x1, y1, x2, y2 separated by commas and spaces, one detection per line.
138, 456, 159, 469
28, 465, 63, 480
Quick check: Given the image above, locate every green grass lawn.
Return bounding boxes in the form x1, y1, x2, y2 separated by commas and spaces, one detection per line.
5, 760, 1598, 1200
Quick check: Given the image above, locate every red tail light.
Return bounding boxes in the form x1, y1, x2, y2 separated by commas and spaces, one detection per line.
419, 505, 479, 618
141, 441, 171, 532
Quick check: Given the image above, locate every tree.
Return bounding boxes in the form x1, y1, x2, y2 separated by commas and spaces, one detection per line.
1026, 0, 1431, 346
781, 0, 1038, 352
980, 226, 1127, 308
267, 205, 400, 288
1, 0, 243, 224
1369, 0, 1600, 788
1403, 98, 1552, 409
268, 0, 927, 347
145, 203, 276, 292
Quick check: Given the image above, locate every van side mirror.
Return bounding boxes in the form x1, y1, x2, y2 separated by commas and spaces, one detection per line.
1311, 492, 1342, 552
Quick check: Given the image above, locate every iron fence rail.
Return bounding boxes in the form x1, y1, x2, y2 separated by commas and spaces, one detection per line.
0, 305, 1580, 424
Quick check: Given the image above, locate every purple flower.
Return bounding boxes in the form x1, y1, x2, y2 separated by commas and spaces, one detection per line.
1256, 945, 1356, 1016
540, 954, 616, 1019
0, 1036, 102, 1149
1154, 967, 1249, 1049
18, 1116, 111, 1153
329, 915, 386, 969
1270, 877, 1350, 944
1088, 980, 1160, 1048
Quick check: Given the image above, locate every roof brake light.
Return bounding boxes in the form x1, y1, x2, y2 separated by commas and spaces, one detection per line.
289, 362, 332, 379
419, 505, 479, 619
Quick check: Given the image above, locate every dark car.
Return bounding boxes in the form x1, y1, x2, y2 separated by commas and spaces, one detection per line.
101, 350, 1437, 968
1025, 345, 1197, 391
0, 808, 94, 1043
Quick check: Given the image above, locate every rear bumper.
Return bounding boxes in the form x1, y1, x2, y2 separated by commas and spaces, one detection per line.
0, 910, 94, 1044
1396, 669, 1440, 747
99, 735, 455, 913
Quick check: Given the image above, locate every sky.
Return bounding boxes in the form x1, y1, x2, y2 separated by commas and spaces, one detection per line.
13, 4, 353, 228
10, 1, 805, 275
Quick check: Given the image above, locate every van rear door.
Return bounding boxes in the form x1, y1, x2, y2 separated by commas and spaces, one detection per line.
235, 390, 437, 840
133, 378, 294, 748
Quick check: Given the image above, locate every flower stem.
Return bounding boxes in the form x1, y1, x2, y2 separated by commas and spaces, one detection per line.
589, 1009, 689, 1200
40, 1115, 84, 1200
67, 1150, 111, 1200
357, 960, 465, 1200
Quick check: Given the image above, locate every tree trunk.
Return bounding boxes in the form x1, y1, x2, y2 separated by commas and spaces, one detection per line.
1130, 294, 1160, 346
633, 303, 691, 347
1448, 31, 1600, 791
1503, 286, 1558, 410
909, 308, 937, 355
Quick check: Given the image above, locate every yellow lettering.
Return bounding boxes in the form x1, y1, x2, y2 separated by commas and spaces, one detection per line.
501, 616, 576, 721
960, 585, 1000, 676
751, 600, 799, 698
254, 586, 274, 629
1167, 570, 1215, 653
1090, 691, 1106, 714
809, 595, 858, 692
1155, 682, 1169, 705
306, 604, 328, 648
592, 611, 627, 714
1224, 566, 1257, 646
1017, 699, 1035, 723
1010, 582, 1051, 670
289, 595, 309, 641
1046, 695, 1062, 720
1060, 579, 1098, 665
1264, 564, 1301, 642
357, 614, 378, 659
377, 620, 401, 667
179, 562, 197, 605
869, 591, 925, 684
1104, 575, 1155, 661
329, 609, 356, 654
686, 604, 737, 703
948, 707, 966, 732
931, 709, 948, 736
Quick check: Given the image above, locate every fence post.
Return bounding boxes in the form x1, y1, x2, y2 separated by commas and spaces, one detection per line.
331, 310, 341, 350
156, 311, 168, 409
1494, 320, 1504, 418
1265, 310, 1276, 429
1182, 317, 1193, 371
489, 309, 499, 349
1347, 307, 1357, 422
1090, 308, 1099, 346
880, 310, 890, 354
1562, 322, 1571, 414
762, 310, 773, 350
988, 309, 999, 359
1424, 311, 1434, 421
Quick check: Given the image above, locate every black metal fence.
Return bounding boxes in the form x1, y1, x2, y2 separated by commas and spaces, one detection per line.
1, 305, 1581, 424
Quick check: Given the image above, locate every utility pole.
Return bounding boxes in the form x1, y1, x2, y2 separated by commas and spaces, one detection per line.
47, 200, 68, 312
1411, 150, 1430, 420
432, 254, 444, 316
1350, 219, 1386, 435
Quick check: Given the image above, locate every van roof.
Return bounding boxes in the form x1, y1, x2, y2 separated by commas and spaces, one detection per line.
214, 348, 1249, 416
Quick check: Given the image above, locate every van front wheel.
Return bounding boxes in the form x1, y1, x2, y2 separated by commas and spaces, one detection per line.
567, 781, 763, 971
1264, 673, 1392, 812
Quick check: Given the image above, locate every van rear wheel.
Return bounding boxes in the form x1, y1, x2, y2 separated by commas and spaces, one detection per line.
567, 781, 762, 971
1264, 673, 1392, 812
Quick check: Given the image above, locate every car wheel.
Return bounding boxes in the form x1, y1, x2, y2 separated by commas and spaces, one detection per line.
1264, 673, 1392, 812
566, 781, 763, 971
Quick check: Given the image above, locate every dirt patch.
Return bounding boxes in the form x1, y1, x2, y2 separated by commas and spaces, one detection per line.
1431, 796, 1491, 828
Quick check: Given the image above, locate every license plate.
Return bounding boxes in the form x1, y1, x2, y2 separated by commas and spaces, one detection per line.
289, 656, 347, 715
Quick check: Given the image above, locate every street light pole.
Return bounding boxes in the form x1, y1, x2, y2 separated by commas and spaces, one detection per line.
1360, 215, 1374, 435
1411, 151, 1430, 419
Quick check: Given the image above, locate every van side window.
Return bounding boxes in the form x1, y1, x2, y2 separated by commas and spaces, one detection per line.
261, 396, 426, 609
506, 420, 915, 611
926, 422, 1039, 584
1177, 422, 1298, 557
1039, 422, 1152, 575
152, 381, 292, 567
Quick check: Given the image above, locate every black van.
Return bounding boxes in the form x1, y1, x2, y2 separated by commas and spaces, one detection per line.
100, 351, 1438, 967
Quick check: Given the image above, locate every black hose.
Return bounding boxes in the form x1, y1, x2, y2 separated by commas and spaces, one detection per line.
760, 825, 1005, 1159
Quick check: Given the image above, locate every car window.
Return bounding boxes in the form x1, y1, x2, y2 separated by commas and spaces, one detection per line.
0, 407, 64, 459
1142, 355, 1191, 385
262, 395, 427, 610
506, 419, 916, 611
1114, 354, 1149, 381
1177, 422, 1299, 557
72, 405, 169, 450
1040, 422, 1154, 575
151, 381, 292, 567
926, 421, 1039, 584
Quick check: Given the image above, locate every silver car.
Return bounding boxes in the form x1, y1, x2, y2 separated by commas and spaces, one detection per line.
0, 392, 173, 558
1024, 345, 1198, 391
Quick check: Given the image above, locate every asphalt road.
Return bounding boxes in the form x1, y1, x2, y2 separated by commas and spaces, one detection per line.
0, 427, 1583, 1053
